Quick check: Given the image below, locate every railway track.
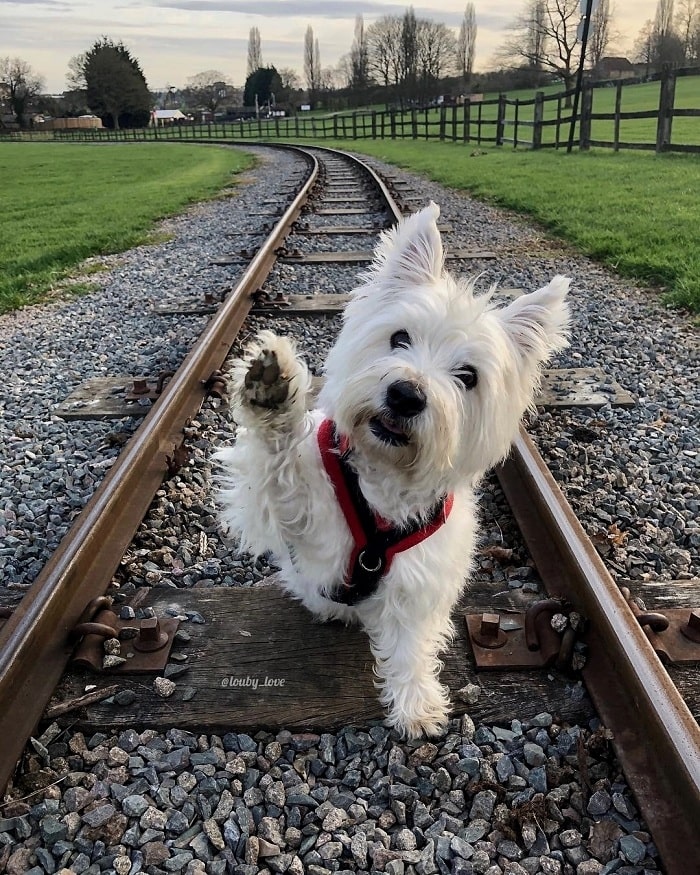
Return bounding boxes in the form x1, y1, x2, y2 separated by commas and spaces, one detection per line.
0, 143, 698, 874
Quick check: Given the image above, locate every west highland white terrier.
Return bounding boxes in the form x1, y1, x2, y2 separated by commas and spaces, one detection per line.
216, 202, 570, 738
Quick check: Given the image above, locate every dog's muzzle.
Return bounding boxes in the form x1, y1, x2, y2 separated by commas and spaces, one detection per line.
386, 379, 426, 418
369, 380, 425, 447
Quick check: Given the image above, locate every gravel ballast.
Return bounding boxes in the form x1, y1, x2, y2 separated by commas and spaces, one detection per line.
1, 144, 696, 874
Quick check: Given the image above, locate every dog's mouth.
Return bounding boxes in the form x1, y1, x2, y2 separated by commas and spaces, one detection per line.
369, 414, 411, 447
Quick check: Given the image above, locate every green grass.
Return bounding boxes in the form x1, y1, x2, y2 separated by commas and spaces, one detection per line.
3, 131, 699, 316
317, 139, 700, 313
0, 142, 254, 313
215, 74, 698, 149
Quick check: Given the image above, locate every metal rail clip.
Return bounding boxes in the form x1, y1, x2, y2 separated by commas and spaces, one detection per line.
620, 587, 700, 664
70, 596, 179, 674
250, 289, 290, 308
124, 371, 175, 403
465, 599, 584, 671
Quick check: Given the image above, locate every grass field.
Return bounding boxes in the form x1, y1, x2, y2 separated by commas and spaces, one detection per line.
218, 73, 700, 150
0, 142, 254, 314
318, 139, 700, 313
487, 74, 700, 147
1, 135, 698, 316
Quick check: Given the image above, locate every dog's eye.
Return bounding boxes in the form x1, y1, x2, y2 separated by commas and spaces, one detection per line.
390, 330, 411, 350
456, 366, 478, 390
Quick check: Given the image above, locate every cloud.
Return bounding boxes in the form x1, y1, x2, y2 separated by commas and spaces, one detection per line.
4, 0, 659, 95
123, 0, 400, 17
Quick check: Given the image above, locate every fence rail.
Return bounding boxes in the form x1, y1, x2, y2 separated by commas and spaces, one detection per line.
4, 67, 699, 154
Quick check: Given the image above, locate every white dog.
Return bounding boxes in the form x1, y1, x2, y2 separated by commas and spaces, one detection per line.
215, 202, 570, 738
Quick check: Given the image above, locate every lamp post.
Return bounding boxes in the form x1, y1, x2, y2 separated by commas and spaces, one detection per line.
567, 0, 596, 153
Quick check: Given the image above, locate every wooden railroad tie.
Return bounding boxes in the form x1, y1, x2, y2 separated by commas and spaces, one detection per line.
54, 367, 634, 421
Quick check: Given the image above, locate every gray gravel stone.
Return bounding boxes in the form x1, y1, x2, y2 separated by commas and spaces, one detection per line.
0, 148, 670, 875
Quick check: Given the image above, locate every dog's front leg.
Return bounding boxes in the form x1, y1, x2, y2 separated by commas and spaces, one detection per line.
216, 330, 316, 559
363, 607, 453, 739
232, 330, 312, 440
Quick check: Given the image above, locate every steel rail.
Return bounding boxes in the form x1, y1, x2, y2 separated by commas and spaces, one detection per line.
0, 144, 409, 796
0, 146, 324, 794
498, 428, 700, 874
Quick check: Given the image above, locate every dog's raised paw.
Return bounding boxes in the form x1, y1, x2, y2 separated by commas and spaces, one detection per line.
242, 348, 290, 409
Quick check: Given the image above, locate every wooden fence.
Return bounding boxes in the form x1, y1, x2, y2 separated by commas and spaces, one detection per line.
9, 66, 699, 154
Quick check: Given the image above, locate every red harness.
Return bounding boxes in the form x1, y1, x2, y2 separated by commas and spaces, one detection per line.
317, 418, 453, 605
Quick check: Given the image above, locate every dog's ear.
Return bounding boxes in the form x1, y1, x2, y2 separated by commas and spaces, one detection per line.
372, 202, 443, 286
499, 275, 571, 361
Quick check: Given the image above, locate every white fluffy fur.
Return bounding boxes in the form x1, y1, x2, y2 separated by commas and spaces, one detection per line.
215, 202, 571, 738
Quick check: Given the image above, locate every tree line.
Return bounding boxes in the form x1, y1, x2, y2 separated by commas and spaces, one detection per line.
2, 1, 700, 131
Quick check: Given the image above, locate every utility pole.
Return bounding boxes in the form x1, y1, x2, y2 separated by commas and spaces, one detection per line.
567, 0, 596, 153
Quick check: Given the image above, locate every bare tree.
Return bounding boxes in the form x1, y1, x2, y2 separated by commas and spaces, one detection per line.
527, 1, 548, 70
400, 6, 419, 90
690, 19, 700, 61
303, 25, 321, 98
0, 56, 45, 128
247, 27, 262, 76
416, 20, 457, 89
350, 15, 371, 93
676, 0, 700, 60
588, 0, 615, 67
315, 38, 322, 89
318, 66, 337, 92
66, 53, 87, 90
633, 19, 656, 73
367, 16, 404, 86
496, 0, 582, 97
655, 0, 676, 35
455, 3, 477, 90
278, 67, 301, 91
651, 0, 686, 66
184, 70, 231, 115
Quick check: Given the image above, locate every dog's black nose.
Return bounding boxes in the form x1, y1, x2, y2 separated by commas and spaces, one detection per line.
386, 380, 426, 418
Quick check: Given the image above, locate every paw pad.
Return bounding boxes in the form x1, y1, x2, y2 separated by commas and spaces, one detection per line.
243, 349, 289, 408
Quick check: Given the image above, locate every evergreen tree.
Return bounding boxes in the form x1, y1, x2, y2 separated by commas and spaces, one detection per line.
83, 37, 151, 130
243, 66, 283, 110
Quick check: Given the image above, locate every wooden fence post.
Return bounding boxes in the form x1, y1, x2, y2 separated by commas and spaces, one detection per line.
352, 112, 357, 140
656, 68, 676, 153
532, 91, 544, 149
390, 109, 396, 139
411, 108, 418, 139
496, 94, 506, 146
579, 85, 593, 150
463, 100, 471, 143
439, 106, 446, 141
613, 81, 623, 151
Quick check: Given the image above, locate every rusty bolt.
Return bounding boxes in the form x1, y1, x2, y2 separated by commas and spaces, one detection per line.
472, 612, 507, 649
133, 616, 169, 652
131, 378, 149, 395
681, 609, 700, 644
480, 613, 501, 638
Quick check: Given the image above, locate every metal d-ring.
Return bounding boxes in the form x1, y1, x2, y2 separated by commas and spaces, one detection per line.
358, 550, 383, 573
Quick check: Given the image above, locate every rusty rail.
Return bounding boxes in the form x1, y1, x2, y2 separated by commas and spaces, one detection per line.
497, 428, 700, 874
0, 144, 407, 795
2, 143, 697, 875
0, 147, 325, 793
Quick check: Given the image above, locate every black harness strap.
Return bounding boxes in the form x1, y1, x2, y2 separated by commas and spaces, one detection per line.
317, 420, 452, 606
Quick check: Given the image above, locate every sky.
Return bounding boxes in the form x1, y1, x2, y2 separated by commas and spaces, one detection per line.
3, 0, 661, 95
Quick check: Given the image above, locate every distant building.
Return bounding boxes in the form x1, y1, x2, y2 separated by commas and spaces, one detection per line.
595, 57, 637, 81
150, 109, 187, 126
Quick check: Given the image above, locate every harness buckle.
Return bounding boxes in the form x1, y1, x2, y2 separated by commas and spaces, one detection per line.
358, 550, 383, 573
